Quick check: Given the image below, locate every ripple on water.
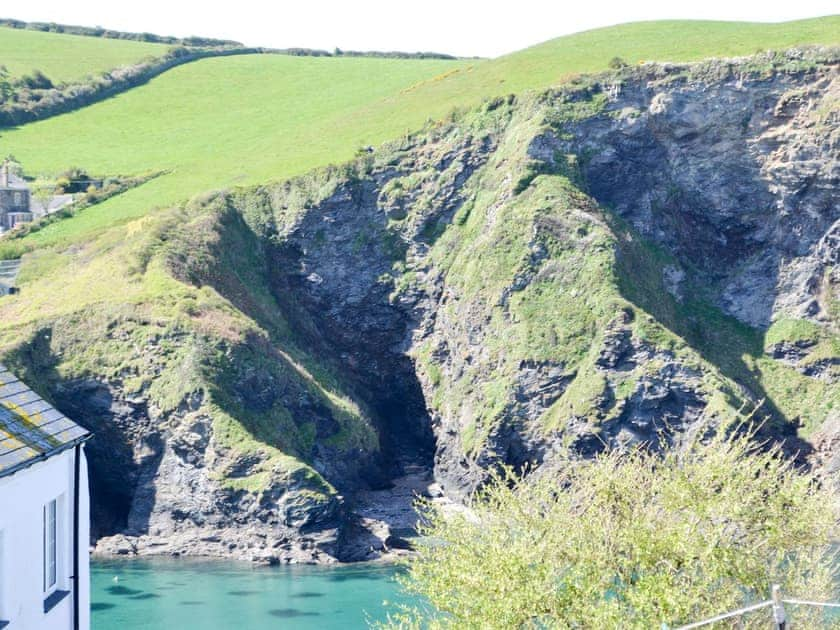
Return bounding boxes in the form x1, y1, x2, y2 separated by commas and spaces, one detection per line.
227, 590, 259, 596
291, 592, 325, 598
326, 573, 378, 582
91, 603, 116, 611
178, 601, 205, 605
107, 585, 142, 596
267, 608, 320, 618
129, 593, 161, 600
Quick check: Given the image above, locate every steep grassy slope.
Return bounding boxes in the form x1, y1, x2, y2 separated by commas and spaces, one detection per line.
0, 54, 469, 251
367, 16, 840, 119
0, 17, 837, 255
0, 26, 167, 82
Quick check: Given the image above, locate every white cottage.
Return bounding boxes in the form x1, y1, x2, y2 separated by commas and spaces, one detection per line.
0, 365, 91, 630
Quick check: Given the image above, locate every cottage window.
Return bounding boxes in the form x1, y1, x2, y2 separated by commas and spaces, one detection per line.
43, 500, 57, 594
12, 193, 21, 206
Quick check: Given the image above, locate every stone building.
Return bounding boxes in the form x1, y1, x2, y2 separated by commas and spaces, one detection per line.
0, 162, 33, 231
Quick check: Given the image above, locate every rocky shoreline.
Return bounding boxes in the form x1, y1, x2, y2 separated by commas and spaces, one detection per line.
92, 463, 463, 565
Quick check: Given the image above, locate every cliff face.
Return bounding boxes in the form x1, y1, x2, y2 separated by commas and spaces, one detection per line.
4, 49, 838, 562
558, 62, 838, 331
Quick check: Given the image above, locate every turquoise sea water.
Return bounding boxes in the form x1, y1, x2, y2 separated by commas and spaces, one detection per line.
91, 558, 413, 629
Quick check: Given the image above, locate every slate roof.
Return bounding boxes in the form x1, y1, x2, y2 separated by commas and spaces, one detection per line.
1, 173, 29, 191
0, 364, 89, 479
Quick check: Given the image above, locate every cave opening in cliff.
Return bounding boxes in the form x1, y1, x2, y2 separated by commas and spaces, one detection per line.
88, 460, 132, 539
365, 364, 436, 486
261, 238, 439, 490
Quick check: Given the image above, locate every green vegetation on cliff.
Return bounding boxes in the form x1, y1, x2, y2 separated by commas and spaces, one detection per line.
368, 16, 840, 123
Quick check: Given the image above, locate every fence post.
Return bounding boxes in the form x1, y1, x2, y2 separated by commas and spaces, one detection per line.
772, 584, 787, 630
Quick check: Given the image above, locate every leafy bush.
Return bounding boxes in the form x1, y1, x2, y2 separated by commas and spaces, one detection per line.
609, 56, 629, 69
386, 426, 839, 629
55, 167, 93, 193
15, 70, 53, 90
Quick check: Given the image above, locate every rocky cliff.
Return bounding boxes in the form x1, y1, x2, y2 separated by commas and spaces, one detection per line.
2, 48, 837, 563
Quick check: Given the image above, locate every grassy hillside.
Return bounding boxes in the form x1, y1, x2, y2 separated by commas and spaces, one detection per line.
0, 26, 167, 82
321, 16, 840, 148
393, 16, 840, 107
0, 16, 838, 253
0, 54, 468, 251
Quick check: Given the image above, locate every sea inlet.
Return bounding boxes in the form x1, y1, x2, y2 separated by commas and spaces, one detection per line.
91, 557, 413, 629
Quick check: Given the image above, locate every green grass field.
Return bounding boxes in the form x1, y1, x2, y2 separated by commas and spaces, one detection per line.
0, 26, 167, 82
0, 16, 838, 252
1, 54, 468, 250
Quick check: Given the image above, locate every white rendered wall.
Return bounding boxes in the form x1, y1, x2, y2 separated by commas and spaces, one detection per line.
0, 445, 90, 630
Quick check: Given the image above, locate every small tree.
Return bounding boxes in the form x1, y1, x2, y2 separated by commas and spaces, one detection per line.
385, 426, 839, 629
32, 184, 53, 216
609, 56, 629, 69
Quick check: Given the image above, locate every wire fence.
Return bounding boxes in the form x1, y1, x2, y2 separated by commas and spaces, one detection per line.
670, 584, 840, 629
673, 599, 773, 629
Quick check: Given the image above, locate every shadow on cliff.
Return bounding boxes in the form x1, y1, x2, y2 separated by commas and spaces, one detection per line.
172, 195, 434, 491
561, 85, 839, 461
612, 226, 788, 415
261, 180, 436, 478
4, 325, 153, 538
596, 189, 814, 459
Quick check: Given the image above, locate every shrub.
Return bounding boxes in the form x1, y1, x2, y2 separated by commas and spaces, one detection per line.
386, 426, 839, 629
15, 70, 53, 90
0, 66, 11, 103
55, 167, 92, 193
609, 56, 629, 69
